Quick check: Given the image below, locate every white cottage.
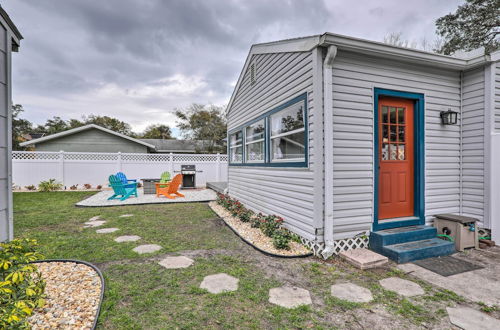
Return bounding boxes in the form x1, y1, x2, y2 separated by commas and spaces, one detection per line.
0, 6, 22, 242
226, 33, 500, 260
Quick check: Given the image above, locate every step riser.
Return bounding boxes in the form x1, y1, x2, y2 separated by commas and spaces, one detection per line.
381, 242, 455, 263
370, 226, 437, 251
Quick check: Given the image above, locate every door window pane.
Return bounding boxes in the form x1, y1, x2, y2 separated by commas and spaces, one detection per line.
398, 145, 405, 160
382, 106, 388, 123
390, 126, 397, 142
382, 143, 389, 160
398, 107, 405, 124
390, 144, 398, 160
398, 126, 405, 142
390, 107, 397, 124
382, 125, 389, 143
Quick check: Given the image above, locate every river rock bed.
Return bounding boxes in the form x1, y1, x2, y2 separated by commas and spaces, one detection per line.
28, 261, 102, 330
209, 202, 310, 256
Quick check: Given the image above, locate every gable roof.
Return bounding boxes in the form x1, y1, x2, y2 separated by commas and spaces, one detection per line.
139, 139, 216, 153
226, 32, 498, 115
20, 124, 156, 149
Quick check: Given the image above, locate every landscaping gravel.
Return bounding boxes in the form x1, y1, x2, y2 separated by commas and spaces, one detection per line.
209, 202, 310, 256
28, 261, 101, 330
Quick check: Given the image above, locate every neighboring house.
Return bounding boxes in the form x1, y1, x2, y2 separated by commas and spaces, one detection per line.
226, 33, 500, 258
0, 6, 22, 241
20, 124, 224, 154
140, 139, 225, 154
20, 124, 156, 153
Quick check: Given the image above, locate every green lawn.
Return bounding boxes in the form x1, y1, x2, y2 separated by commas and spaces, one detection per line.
14, 192, 469, 329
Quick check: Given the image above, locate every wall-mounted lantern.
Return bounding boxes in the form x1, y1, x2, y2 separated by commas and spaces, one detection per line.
440, 108, 458, 125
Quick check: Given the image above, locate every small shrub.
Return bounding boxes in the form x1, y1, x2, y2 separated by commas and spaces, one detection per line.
238, 210, 253, 223
0, 239, 46, 328
38, 179, 63, 192
69, 184, 78, 190
24, 185, 36, 191
96, 185, 102, 190
230, 201, 244, 217
83, 183, 92, 190
137, 182, 142, 188
261, 215, 284, 237
272, 228, 292, 250
251, 213, 265, 228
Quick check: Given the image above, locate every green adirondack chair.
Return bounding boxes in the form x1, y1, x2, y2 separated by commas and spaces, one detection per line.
154, 171, 171, 196
108, 174, 138, 201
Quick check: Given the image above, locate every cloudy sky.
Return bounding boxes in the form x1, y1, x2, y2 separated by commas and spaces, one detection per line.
3, 0, 461, 136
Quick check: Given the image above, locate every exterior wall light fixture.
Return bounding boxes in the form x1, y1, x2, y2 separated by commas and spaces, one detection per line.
440, 108, 458, 125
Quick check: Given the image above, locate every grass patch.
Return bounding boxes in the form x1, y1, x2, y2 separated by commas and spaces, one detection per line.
478, 302, 499, 313
388, 298, 431, 324
424, 289, 465, 303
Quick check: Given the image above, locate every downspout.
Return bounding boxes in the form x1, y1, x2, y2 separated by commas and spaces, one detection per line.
459, 71, 463, 215
321, 45, 337, 259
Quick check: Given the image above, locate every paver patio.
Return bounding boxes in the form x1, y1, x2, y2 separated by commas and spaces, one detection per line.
76, 188, 216, 207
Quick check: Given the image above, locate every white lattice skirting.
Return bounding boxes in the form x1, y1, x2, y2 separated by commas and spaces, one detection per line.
301, 234, 370, 259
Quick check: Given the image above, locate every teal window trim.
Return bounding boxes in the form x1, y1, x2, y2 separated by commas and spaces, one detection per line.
373, 88, 425, 231
228, 93, 308, 168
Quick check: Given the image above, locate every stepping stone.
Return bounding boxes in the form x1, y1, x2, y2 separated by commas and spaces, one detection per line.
96, 228, 119, 234
119, 214, 134, 218
379, 277, 424, 297
269, 286, 312, 309
200, 273, 238, 294
114, 235, 141, 243
331, 283, 373, 303
447, 307, 500, 330
133, 244, 162, 254
88, 216, 101, 221
159, 256, 194, 269
83, 220, 106, 228
339, 248, 388, 270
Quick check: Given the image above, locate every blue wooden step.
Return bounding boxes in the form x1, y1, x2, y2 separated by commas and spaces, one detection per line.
382, 238, 455, 264
369, 225, 437, 251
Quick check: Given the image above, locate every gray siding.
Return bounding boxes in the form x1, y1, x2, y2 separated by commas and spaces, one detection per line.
330, 51, 462, 239
461, 68, 485, 221
495, 62, 500, 131
34, 129, 148, 153
0, 23, 9, 241
227, 51, 319, 241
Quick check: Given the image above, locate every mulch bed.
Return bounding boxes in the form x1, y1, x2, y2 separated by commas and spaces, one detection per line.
209, 202, 311, 257
28, 261, 102, 330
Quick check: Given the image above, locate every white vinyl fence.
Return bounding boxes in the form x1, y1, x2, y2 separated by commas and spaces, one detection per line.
12, 151, 228, 188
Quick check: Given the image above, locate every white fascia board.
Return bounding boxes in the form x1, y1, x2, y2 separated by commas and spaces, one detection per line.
20, 124, 156, 149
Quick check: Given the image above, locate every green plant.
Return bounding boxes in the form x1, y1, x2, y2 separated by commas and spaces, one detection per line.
272, 228, 291, 250
251, 213, 264, 228
0, 239, 46, 328
38, 179, 63, 192
24, 185, 36, 191
261, 215, 284, 237
239, 210, 253, 223
478, 302, 498, 313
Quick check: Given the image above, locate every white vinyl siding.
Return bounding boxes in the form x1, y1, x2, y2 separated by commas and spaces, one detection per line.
227, 51, 318, 240
461, 68, 485, 221
495, 62, 500, 132
330, 51, 462, 239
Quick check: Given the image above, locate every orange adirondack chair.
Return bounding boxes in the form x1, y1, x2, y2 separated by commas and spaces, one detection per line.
156, 174, 185, 199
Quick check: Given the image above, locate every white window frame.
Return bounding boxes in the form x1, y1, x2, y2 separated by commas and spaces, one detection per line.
270, 106, 306, 163
229, 131, 243, 164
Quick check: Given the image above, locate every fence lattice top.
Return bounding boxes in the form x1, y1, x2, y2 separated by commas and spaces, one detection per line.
13, 151, 228, 163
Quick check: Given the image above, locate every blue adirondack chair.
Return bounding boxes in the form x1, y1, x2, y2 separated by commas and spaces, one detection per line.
116, 172, 137, 188
108, 174, 138, 201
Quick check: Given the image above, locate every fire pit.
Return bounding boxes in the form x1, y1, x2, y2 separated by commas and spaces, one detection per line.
142, 178, 160, 194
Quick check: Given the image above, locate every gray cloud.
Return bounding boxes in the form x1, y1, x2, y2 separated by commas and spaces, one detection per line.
3, 0, 459, 133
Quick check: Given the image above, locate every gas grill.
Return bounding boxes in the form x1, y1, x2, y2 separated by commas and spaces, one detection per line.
181, 165, 196, 188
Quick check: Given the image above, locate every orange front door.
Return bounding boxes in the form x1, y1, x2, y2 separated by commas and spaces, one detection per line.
378, 97, 414, 220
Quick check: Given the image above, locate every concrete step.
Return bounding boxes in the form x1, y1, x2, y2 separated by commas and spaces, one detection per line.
382, 238, 455, 264
369, 225, 437, 251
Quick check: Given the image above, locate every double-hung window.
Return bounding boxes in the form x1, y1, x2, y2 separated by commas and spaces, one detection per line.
245, 120, 265, 162
270, 101, 306, 162
229, 131, 243, 163
228, 93, 307, 167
